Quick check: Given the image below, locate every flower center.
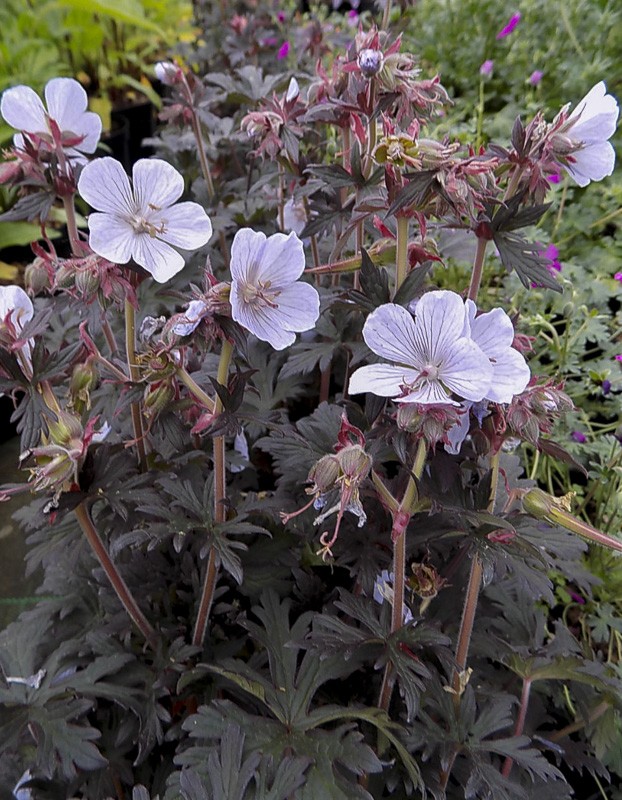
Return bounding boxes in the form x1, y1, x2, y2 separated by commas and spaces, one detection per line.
240, 279, 280, 308
419, 363, 440, 381
130, 213, 167, 238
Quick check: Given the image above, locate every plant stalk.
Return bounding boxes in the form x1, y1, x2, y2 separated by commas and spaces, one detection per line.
395, 215, 409, 295
501, 677, 531, 777
467, 236, 488, 302
192, 338, 234, 647
124, 299, 147, 470
74, 502, 156, 647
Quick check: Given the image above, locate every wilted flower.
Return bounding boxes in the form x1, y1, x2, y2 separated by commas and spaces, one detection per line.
348, 292, 493, 405
373, 571, 414, 623
1, 77, 102, 158
496, 12, 521, 39
0, 285, 34, 378
78, 157, 213, 283
229, 229, 320, 350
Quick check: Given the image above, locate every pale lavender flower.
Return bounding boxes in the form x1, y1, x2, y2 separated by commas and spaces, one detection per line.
78, 157, 213, 283
564, 82, 619, 187
0, 77, 101, 157
154, 61, 183, 86
282, 197, 307, 235
479, 60, 494, 77
348, 291, 493, 405
229, 229, 320, 350
496, 12, 521, 39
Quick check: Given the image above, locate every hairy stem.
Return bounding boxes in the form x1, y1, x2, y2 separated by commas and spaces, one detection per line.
192, 338, 234, 647
62, 195, 81, 256
124, 299, 147, 470
395, 215, 409, 295
177, 367, 216, 412
501, 678, 531, 777
467, 236, 488, 302
74, 502, 156, 646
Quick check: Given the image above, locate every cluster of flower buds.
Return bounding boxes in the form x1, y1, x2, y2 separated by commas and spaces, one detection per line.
506, 379, 574, 445
396, 403, 464, 450
240, 78, 304, 160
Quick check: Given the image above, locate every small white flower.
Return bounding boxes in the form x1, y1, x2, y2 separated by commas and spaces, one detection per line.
286, 77, 300, 102
172, 299, 210, 336
78, 157, 213, 283
154, 61, 182, 86
282, 197, 307, 236
349, 291, 493, 405
0, 285, 34, 377
564, 81, 619, 187
229, 228, 320, 350
0, 77, 102, 157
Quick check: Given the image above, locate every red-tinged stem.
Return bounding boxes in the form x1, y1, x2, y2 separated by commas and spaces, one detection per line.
124, 299, 147, 470
501, 678, 532, 777
467, 236, 488, 302
192, 339, 233, 647
74, 502, 157, 647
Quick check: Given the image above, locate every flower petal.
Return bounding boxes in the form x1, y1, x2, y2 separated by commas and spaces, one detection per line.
1, 85, 47, 134
569, 81, 619, 139
87, 212, 135, 265
131, 233, 185, 283
439, 338, 493, 401
468, 303, 515, 356
444, 403, 472, 455
132, 158, 184, 212
230, 281, 295, 349
566, 140, 616, 186
155, 202, 213, 249
230, 228, 305, 286
0, 285, 33, 326
44, 77, 87, 128
348, 363, 420, 397
71, 112, 102, 154
485, 347, 531, 403
78, 157, 135, 215
267, 281, 320, 332
362, 303, 423, 367
397, 380, 456, 405
412, 290, 468, 364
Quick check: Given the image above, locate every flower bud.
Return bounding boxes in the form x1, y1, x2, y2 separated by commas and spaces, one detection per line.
307, 454, 340, 494
397, 403, 462, 449
54, 262, 76, 290
24, 257, 51, 294
358, 48, 384, 78
69, 359, 99, 413
144, 379, 176, 420
74, 265, 101, 300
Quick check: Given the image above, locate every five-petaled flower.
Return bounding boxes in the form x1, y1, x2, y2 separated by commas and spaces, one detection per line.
78, 157, 213, 283
0, 77, 102, 158
348, 291, 494, 404
229, 229, 320, 350
562, 82, 619, 187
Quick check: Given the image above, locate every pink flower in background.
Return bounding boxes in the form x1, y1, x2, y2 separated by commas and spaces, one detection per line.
541, 243, 562, 273
496, 12, 521, 39
614, 272, 622, 282
571, 431, 587, 443
529, 70, 544, 86
277, 11, 286, 22
277, 41, 290, 60
479, 60, 494, 77
548, 173, 562, 184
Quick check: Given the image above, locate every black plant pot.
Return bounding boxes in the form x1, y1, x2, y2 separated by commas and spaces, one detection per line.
111, 100, 155, 168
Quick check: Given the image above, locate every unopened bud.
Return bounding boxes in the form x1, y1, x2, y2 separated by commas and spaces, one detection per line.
24, 257, 51, 294
55, 263, 75, 290
358, 48, 384, 78
336, 444, 372, 483
69, 359, 99, 412
308, 454, 340, 494
144, 379, 176, 419
397, 403, 462, 448
75, 266, 101, 299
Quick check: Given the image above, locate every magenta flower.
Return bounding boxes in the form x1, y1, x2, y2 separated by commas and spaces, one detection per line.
571, 431, 587, 443
496, 12, 521, 39
541, 243, 562, 273
614, 272, 622, 282
479, 60, 494, 77
277, 41, 290, 60
548, 173, 562, 184
529, 70, 544, 86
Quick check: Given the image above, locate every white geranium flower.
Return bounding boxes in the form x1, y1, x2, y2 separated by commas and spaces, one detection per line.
0, 77, 101, 157
0, 285, 34, 377
445, 300, 530, 454
348, 291, 493, 405
78, 157, 213, 283
229, 228, 320, 350
564, 81, 619, 187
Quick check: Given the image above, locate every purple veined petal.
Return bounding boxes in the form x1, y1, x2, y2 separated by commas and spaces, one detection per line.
86, 212, 135, 265
362, 303, 423, 367
44, 77, 88, 130
467, 302, 515, 356
132, 158, 184, 212
485, 347, 531, 403
0, 85, 47, 134
566, 140, 616, 186
78, 157, 135, 215
348, 363, 420, 397
154, 202, 213, 250
230, 281, 296, 349
266, 281, 320, 333
412, 291, 468, 365
445, 402, 472, 454
0, 285, 33, 326
569, 112, 619, 145
229, 228, 266, 283
396, 379, 456, 405
439, 338, 493, 402
251, 231, 306, 287
131, 233, 186, 283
